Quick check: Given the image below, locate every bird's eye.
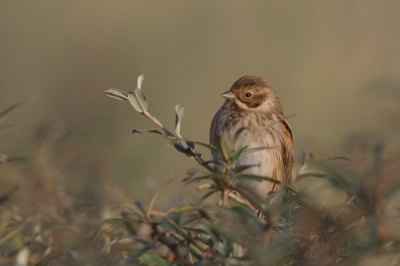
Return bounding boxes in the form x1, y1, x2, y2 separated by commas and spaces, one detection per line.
244, 92, 252, 98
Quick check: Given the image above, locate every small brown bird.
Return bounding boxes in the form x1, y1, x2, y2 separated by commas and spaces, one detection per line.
210, 75, 293, 200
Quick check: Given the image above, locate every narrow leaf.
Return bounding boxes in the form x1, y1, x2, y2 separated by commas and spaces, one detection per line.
215, 134, 231, 162
234, 164, 259, 173
232, 127, 249, 150
185, 174, 212, 186
0, 99, 32, 124
147, 176, 177, 218
103, 88, 128, 101
129, 129, 164, 135
316, 156, 353, 163
137, 74, 145, 89
236, 174, 280, 184
175, 104, 184, 137
0, 124, 18, 134
132, 201, 146, 216
138, 254, 169, 266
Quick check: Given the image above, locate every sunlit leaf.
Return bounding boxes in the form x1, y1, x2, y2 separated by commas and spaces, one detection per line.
103, 88, 128, 101
175, 104, 184, 137
137, 74, 145, 89
138, 254, 169, 266
15, 247, 30, 266
128, 89, 148, 113
167, 205, 197, 214
197, 183, 215, 190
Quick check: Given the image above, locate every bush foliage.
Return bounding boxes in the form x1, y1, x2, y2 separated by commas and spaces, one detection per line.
1, 76, 400, 265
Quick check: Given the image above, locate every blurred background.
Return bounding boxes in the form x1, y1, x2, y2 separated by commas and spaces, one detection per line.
1, 1, 400, 211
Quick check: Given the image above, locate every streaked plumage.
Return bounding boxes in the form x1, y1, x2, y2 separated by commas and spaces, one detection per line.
210, 75, 293, 200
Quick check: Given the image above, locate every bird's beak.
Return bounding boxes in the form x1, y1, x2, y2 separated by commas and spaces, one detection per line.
221, 91, 235, 99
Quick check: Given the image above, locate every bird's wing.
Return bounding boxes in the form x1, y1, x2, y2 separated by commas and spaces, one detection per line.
280, 118, 294, 187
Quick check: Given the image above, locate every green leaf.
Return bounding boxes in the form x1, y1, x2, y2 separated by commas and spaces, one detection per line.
185, 174, 212, 186
138, 254, 169, 266
240, 146, 273, 156
173, 141, 195, 154
236, 174, 280, 184
215, 134, 231, 162
316, 156, 353, 163
0, 124, 18, 134
0, 99, 32, 124
137, 74, 145, 89
231, 127, 249, 150
129, 129, 164, 135
133, 201, 146, 216
234, 164, 259, 173
128, 89, 148, 113
103, 88, 128, 101
175, 104, 184, 137
167, 205, 197, 214
147, 176, 177, 218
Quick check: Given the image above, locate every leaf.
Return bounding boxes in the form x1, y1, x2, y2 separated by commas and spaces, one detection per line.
175, 104, 184, 138
215, 134, 231, 162
316, 156, 353, 163
147, 176, 177, 218
173, 141, 195, 153
0, 124, 18, 134
185, 174, 212, 186
241, 146, 273, 156
129, 129, 164, 135
234, 164, 259, 173
15, 247, 30, 266
138, 254, 169, 266
167, 205, 197, 214
197, 183, 215, 190
0, 99, 32, 124
103, 88, 128, 101
133, 201, 146, 216
236, 174, 281, 184
128, 89, 148, 113
137, 74, 145, 89
231, 127, 250, 150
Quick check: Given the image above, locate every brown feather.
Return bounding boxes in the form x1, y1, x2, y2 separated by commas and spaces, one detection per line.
210, 75, 293, 200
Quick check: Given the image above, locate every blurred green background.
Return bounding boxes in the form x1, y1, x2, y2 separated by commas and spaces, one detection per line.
1, 1, 400, 208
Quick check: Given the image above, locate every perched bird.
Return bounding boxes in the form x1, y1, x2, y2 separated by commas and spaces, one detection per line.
210, 75, 293, 200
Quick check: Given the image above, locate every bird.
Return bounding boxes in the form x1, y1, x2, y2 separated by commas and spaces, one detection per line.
210, 75, 293, 201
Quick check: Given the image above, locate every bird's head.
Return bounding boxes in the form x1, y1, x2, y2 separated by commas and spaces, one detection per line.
222, 75, 282, 113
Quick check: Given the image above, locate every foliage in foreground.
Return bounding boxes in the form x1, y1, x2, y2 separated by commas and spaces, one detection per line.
1, 77, 400, 265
